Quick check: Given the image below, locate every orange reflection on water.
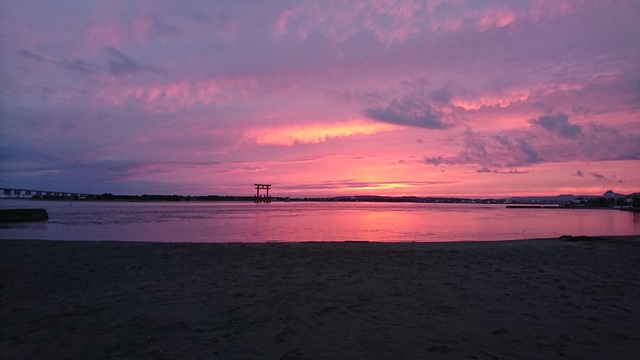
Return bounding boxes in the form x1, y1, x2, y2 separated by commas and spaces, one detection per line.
1, 201, 637, 242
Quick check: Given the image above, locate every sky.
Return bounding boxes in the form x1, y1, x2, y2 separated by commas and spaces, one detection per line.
1, 0, 639, 198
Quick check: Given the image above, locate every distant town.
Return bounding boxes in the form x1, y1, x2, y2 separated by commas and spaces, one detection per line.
1, 187, 638, 211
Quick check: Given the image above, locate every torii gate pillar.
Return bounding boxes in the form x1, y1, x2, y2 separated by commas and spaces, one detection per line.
254, 184, 272, 203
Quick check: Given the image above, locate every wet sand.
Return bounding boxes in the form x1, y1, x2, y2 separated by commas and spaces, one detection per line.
2, 236, 639, 359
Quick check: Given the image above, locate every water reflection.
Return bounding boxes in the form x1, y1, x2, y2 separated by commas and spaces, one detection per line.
0, 200, 638, 242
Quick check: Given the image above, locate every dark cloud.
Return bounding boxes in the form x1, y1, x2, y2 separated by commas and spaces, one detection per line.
1, 129, 222, 188
365, 105, 447, 129
17, 49, 45, 63
363, 81, 454, 129
0, 138, 61, 169
494, 135, 542, 166
514, 140, 541, 164
476, 167, 528, 174
105, 46, 162, 76
0, 143, 222, 194
533, 102, 553, 113
423, 156, 446, 166
55, 58, 95, 73
191, 12, 234, 33
431, 88, 452, 105
191, 13, 209, 23
19, 49, 96, 74
581, 123, 640, 161
529, 113, 581, 138
364, 97, 450, 129
422, 115, 637, 171
590, 172, 622, 184
572, 104, 591, 116
458, 134, 487, 163
326, 88, 386, 105
423, 130, 540, 169
152, 19, 179, 36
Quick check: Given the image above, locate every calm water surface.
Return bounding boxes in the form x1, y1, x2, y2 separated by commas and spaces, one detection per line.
1, 200, 638, 242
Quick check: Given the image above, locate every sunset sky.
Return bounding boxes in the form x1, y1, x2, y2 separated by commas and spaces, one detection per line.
1, 0, 638, 197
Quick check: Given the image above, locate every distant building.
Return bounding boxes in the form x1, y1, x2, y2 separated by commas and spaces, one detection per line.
571, 197, 587, 204
603, 190, 615, 199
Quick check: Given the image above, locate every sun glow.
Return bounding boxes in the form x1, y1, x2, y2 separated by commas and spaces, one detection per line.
344, 183, 412, 192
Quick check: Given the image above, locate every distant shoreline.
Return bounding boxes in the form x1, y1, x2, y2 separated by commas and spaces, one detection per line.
505, 204, 640, 212
3, 196, 638, 213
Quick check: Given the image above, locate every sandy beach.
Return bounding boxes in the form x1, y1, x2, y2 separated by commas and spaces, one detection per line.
1, 236, 639, 359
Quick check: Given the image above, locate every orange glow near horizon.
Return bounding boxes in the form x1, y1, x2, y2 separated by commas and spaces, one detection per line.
244, 120, 398, 146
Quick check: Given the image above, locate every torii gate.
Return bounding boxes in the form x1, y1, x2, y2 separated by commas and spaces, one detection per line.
254, 184, 272, 203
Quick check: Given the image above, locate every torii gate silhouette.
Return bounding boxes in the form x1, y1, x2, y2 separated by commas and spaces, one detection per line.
254, 184, 271, 203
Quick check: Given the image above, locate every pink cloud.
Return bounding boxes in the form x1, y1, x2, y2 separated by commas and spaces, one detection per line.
82, 18, 124, 55
94, 77, 257, 112
529, 0, 572, 22
452, 90, 532, 110
274, 0, 422, 45
274, 10, 295, 39
429, 17, 463, 32
476, 8, 516, 31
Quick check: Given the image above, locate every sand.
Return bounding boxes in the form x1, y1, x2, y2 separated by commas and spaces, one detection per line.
1, 236, 639, 359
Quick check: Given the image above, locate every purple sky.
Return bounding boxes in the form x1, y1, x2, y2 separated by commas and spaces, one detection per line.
1, 0, 639, 197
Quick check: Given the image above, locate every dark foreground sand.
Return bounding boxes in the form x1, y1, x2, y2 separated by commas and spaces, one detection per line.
2, 236, 639, 360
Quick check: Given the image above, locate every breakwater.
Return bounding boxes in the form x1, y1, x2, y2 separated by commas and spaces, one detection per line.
0, 208, 49, 223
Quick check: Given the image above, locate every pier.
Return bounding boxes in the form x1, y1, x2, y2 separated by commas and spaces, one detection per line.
0, 208, 49, 223
1, 188, 95, 200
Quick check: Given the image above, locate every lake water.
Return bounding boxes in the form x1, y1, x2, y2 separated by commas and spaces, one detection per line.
1, 200, 638, 242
